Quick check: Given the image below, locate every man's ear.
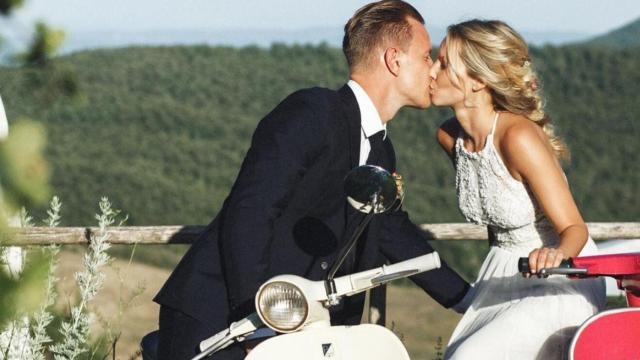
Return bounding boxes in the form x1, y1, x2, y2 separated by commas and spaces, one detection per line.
383, 47, 401, 76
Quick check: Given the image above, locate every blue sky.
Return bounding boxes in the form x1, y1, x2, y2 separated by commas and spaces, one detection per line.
13, 0, 640, 34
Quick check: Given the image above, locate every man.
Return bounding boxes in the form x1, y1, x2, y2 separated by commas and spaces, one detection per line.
154, 1, 470, 359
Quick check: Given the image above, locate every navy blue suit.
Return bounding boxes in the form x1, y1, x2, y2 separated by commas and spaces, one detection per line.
154, 85, 470, 359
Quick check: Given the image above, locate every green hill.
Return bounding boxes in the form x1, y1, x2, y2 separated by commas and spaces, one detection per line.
1, 43, 638, 226
0, 43, 638, 276
587, 17, 640, 47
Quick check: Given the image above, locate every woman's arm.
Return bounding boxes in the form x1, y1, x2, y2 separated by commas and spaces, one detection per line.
436, 117, 459, 162
501, 122, 588, 274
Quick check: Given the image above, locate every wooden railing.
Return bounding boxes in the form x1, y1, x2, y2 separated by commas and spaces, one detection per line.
3, 222, 639, 246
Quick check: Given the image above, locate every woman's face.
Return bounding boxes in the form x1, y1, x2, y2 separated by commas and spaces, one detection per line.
428, 40, 467, 107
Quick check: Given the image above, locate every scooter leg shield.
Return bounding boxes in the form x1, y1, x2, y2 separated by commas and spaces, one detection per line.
246, 324, 410, 360
569, 308, 640, 360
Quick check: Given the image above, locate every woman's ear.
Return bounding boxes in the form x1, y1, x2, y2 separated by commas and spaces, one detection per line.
384, 47, 401, 76
471, 77, 488, 92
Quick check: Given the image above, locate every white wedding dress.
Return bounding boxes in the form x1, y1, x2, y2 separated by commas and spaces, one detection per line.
444, 116, 605, 360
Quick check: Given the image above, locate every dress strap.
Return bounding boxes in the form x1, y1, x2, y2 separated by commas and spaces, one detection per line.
489, 112, 500, 136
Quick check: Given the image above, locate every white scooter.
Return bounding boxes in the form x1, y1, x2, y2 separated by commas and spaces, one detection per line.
189, 165, 442, 360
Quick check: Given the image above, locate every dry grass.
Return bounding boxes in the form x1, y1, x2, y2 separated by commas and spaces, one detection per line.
387, 285, 461, 360
55, 250, 461, 359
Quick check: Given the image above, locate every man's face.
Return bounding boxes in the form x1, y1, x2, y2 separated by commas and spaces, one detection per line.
396, 18, 434, 109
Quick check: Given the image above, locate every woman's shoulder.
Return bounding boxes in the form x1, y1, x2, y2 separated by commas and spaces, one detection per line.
437, 116, 461, 156
498, 114, 548, 152
496, 113, 557, 175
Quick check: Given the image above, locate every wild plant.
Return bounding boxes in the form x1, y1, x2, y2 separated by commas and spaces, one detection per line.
49, 197, 117, 360
0, 196, 136, 360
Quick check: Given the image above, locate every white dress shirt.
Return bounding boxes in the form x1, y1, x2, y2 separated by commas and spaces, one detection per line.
347, 80, 387, 165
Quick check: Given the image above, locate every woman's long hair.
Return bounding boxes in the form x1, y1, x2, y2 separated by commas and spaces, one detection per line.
445, 19, 569, 159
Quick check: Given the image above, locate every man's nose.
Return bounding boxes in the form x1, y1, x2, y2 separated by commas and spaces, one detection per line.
428, 63, 438, 80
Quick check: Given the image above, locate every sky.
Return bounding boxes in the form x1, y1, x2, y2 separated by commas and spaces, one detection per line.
11, 0, 640, 35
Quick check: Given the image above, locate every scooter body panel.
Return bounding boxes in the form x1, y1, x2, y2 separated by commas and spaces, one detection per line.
569, 308, 640, 360
246, 324, 410, 360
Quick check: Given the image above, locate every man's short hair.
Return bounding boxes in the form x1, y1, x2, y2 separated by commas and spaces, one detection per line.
343, 0, 424, 71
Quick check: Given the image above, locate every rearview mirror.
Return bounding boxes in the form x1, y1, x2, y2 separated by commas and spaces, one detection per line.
344, 165, 400, 214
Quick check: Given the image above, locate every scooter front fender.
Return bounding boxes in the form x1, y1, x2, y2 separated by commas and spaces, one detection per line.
246, 324, 410, 360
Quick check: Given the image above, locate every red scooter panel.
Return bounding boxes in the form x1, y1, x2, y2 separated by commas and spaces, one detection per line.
570, 308, 640, 360
572, 253, 640, 276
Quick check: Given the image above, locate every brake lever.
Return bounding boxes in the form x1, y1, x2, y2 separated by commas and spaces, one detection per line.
538, 267, 588, 277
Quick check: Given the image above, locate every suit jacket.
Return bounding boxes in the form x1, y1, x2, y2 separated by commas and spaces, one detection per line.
154, 85, 470, 336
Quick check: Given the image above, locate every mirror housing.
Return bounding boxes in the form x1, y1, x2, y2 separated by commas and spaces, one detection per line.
344, 165, 401, 213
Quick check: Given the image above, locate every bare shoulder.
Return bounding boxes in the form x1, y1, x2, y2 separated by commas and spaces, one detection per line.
497, 114, 556, 175
436, 117, 461, 157
497, 114, 545, 152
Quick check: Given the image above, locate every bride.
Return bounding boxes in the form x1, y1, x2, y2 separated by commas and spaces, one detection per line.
428, 20, 605, 359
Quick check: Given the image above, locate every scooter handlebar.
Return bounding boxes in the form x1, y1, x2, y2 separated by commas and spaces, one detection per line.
378, 252, 441, 278
335, 252, 441, 297
517, 257, 588, 277
517, 257, 572, 273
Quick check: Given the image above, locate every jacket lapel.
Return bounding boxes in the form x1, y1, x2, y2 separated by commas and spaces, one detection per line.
338, 85, 361, 170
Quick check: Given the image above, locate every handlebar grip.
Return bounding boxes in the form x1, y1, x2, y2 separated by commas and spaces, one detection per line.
518, 257, 573, 273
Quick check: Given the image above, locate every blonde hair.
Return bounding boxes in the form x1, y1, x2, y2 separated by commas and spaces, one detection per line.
445, 19, 569, 159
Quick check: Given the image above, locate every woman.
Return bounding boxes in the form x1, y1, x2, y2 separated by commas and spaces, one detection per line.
429, 20, 605, 359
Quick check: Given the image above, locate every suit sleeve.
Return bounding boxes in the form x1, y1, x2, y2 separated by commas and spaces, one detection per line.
377, 208, 470, 308
219, 91, 327, 319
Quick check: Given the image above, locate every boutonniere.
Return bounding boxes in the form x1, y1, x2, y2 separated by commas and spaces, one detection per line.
392, 172, 405, 205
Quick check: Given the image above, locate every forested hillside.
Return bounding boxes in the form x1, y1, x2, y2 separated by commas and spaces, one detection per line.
1, 42, 638, 229
587, 17, 640, 48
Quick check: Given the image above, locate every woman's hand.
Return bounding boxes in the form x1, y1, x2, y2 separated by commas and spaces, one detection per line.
527, 247, 566, 275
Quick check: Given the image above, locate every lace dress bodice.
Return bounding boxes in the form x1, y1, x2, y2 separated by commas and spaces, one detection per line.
454, 115, 558, 253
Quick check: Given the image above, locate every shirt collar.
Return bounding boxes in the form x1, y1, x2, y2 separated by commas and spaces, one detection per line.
347, 80, 386, 140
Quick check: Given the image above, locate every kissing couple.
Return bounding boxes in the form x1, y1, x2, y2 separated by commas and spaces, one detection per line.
154, 1, 605, 359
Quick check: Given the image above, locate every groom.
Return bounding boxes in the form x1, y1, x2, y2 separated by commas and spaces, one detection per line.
154, 1, 470, 359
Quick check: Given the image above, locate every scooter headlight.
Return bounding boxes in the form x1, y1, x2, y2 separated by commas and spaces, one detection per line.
256, 281, 308, 332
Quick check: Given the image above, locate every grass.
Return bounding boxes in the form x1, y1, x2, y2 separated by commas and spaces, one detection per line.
387, 284, 461, 359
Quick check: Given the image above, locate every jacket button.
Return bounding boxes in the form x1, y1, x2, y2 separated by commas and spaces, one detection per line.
320, 261, 328, 270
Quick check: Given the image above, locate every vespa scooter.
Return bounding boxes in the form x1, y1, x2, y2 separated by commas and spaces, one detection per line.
185, 165, 443, 360
518, 252, 640, 359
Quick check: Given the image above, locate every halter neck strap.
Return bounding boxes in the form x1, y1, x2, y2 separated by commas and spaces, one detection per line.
489, 112, 500, 136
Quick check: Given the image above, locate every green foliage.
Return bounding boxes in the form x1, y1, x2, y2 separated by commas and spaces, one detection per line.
0, 0, 24, 15
0, 120, 51, 211
0, 251, 49, 328
22, 22, 66, 67
0, 42, 638, 274
0, 118, 51, 334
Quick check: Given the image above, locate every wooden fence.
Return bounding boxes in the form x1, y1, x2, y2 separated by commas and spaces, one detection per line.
3, 222, 639, 246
